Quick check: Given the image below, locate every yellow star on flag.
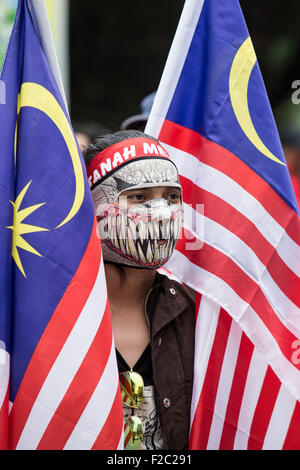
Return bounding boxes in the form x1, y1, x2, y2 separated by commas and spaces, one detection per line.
6, 181, 49, 278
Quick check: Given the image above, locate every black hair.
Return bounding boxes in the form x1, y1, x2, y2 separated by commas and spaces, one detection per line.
82, 129, 159, 166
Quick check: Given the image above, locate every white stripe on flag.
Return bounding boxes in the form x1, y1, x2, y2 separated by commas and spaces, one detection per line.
16, 260, 107, 450
207, 321, 243, 449
146, 0, 205, 137
166, 249, 300, 401
190, 296, 221, 424
262, 385, 297, 450
183, 204, 300, 337
158, 266, 182, 283
117, 428, 124, 450
233, 347, 269, 449
0, 349, 9, 409
64, 344, 120, 450
166, 249, 251, 320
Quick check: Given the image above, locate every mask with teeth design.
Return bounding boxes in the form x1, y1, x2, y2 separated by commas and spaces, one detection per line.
91, 157, 183, 269
96, 199, 183, 269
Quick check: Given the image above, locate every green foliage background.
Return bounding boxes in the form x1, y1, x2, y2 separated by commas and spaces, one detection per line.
0, 0, 17, 72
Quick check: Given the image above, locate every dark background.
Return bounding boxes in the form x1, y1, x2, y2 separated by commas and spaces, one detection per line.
69, 0, 300, 136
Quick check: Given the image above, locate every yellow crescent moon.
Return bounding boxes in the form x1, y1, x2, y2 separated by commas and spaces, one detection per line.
229, 37, 285, 166
15, 82, 85, 228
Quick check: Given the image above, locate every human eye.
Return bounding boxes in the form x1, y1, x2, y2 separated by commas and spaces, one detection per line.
166, 190, 181, 203
127, 193, 145, 202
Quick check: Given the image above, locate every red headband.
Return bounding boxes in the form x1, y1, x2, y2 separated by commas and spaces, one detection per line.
86, 137, 171, 188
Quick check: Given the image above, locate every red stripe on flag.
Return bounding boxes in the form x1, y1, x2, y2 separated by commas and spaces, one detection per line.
247, 366, 281, 449
180, 176, 300, 308
282, 401, 300, 449
219, 333, 254, 449
0, 387, 9, 450
92, 387, 124, 450
9, 219, 101, 450
181, 176, 271, 265
36, 299, 112, 450
177, 230, 300, 369
159, 120, 300, 244
189, 309, 232, 449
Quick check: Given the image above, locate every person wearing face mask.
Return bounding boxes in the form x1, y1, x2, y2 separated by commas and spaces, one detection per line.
83, 130, 195, 451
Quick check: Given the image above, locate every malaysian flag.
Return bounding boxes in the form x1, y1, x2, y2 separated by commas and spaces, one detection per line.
0, 0, 123, 449
146, 0, 300, 449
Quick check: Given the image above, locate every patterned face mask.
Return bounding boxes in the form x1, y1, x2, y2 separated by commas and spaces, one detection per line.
96, 198, 183, 269
88, 137, 183, 269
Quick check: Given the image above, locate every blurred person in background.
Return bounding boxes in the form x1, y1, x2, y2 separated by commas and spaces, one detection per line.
75, 131, 91, 152
120, 91, 156, 132
74, 121, 111, 152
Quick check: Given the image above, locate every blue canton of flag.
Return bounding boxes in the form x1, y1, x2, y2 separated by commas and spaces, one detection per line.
0, 0, 123, 450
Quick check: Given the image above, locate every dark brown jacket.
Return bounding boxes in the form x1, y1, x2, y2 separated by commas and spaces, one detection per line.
146, 273, 195, 450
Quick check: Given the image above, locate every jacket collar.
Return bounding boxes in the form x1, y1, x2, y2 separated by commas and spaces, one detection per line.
146, 272, 193, 339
